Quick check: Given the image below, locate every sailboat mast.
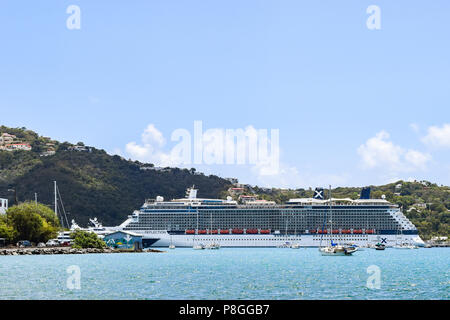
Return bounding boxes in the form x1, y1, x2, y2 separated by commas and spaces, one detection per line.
329, 185, 332, 245
54, 180, 63, 228
54, 181, 57, 217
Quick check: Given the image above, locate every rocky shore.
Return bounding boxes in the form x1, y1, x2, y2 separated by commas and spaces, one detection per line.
0, 247, 154, 255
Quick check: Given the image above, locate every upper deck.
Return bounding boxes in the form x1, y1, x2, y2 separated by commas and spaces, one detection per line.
140, 187, 398, 211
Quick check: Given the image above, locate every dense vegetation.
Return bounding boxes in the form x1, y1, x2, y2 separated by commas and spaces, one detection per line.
0, 202, 59, 244
253, 181, 450, 240
71, 230, 105, 249
0, 126, 231, 226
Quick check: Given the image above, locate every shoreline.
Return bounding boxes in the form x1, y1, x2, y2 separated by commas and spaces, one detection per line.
0, 247, 164, 256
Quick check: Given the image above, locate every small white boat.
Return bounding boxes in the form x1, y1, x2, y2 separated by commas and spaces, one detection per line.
393, 243, 418, 249
193, 244, 205, 250
374, 243, 386, 250
320, 245, 357, 256
169, 244, 176, 249
290, 243, 300, 249
345, 243, 363, 251
205, 243, 220, 250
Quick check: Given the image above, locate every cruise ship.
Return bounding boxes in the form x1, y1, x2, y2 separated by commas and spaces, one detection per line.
117, 187, 425, 248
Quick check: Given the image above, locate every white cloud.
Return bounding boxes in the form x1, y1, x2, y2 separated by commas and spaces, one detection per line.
357, 131, 431, 173
404, 150, 431, 170
422, 123, 450, 148
124, 124, 181, 167
141, 124, 165, 147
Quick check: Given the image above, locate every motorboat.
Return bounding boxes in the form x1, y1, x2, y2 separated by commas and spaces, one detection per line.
205, 243, 220, 250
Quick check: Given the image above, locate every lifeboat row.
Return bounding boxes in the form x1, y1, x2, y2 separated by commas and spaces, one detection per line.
185, 229, 271, 235
313, 229, 375, 234
186, 229, 375, 235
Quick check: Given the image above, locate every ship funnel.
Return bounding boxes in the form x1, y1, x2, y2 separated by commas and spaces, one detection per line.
360, 187, 371, 199
313, 188, 324, 200
186, 186, 198, 199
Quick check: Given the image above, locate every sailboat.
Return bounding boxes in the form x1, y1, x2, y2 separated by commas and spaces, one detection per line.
169, 235, 175, 249
290, 213, 300, 248
192, 200, 204, 250
54, 181, 73, 245
205, 210, 220, 250
319, 186, 357, 256
393, 228, 418, 249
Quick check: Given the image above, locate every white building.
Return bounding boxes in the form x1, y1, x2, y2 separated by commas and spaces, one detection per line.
0, 198, 8, 214
40, 150, 56, 157
239, 195, 258, 203
5, 143, 32, 151
68, 145, 92, 152
0, 133, 16, 145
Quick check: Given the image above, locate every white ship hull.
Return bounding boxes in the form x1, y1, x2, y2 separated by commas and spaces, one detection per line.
133, 231, 425, 248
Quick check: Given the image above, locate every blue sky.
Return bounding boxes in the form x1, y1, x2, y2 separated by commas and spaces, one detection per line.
1, 1, 449, 188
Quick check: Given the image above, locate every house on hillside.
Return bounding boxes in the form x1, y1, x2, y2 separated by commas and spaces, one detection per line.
239, 195, 258, 203
68, 145, 92, 152
228, 187, 245, 196
226, 178, 239, 184
0, 133, 17, 145
5, 143, 32, 151
40, 150, 56, 157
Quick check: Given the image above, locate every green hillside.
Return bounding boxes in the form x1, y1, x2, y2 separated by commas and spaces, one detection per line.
0, 126, 231, 226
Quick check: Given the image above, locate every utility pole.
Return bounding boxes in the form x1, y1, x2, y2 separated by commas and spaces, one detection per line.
35, 193, 38, 206
7, 187, 18, 205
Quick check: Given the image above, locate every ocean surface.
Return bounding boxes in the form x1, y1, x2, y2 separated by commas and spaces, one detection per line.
0, 248, 448, 300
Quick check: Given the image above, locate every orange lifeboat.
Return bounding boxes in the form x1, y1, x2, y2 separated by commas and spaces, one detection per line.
365, 229, 374, 234
309, 229, 317, 234
232, 229, 244, 234
342, 229, 351, 234
186, 229, 195, 234
246, 229, 258, 234
220, 229, 229, 234
353, 229, 363, 234
332, 229, 339, 234
318, 229, 328, 234
208, 230, 218, 234
260, 229, 270, 234
198, 230, 207, 234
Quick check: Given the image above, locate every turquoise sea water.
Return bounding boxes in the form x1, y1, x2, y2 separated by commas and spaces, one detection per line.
0, 248, 448, 300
